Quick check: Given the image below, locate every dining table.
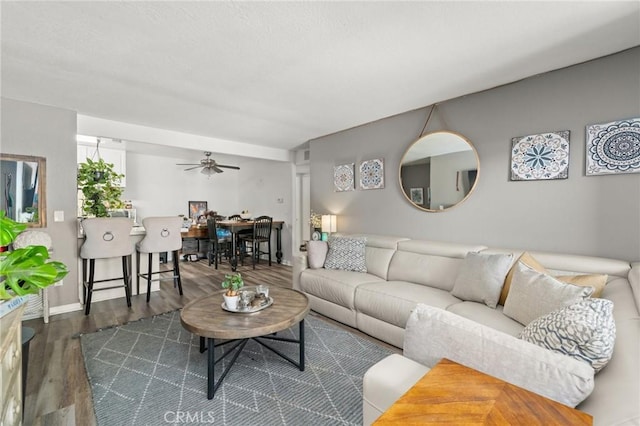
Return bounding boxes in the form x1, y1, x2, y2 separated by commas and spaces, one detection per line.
183, 220, 284, 270
217, 220, 284, 270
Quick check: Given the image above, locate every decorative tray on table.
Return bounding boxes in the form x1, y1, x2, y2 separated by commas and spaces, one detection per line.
222, 292, 273, 313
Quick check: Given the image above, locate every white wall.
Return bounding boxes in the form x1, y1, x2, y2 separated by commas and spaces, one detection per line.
237, 158, 295, 265
124, 150, 295, 265
1, 98, 79, 307
123, 152, 240, 221
309, 47, 640, 262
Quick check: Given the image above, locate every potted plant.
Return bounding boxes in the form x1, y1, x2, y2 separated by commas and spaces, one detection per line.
0, 210, 69, 305
77, 158, 125, 217
221, 272, 244, 310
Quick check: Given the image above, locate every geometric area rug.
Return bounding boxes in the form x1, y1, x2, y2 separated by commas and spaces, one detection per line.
80, 311, 394, 425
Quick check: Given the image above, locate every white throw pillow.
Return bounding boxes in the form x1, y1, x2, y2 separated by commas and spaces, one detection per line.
503, 262, 594, 325
306, 241, 328, 269
520, 298, 616, 373
323, 236, 367, 273
404, 304, 595, 407
451, 252, 514, 308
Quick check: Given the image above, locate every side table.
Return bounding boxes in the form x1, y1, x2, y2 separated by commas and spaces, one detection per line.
374, 358, 592, 425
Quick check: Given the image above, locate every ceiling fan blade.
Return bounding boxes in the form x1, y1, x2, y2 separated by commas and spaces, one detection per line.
176, 163, 200, 165
212, 165, 224, 173
217, 164, 240, 170
183, 165, 202, 171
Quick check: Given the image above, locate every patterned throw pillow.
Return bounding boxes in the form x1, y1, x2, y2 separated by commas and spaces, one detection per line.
323, 236, 367, 273
519, 298, 616, 373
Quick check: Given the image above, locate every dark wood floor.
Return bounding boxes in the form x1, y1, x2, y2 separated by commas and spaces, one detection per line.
22, 257, 398, 425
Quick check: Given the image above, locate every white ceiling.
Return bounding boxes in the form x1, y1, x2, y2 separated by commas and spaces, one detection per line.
2, 1, 639, 160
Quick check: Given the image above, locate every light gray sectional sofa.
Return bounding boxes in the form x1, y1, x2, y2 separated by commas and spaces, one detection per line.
292, 234, 640, 426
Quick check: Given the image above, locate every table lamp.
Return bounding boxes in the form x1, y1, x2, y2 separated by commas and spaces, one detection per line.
321, 215, 337, 241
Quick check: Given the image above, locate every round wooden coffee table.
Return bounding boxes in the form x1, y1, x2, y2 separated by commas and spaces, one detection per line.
180, 286, 310, 399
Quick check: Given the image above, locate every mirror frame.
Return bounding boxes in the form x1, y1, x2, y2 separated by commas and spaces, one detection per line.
0, 153, 47, 227
399, 130, 479, 212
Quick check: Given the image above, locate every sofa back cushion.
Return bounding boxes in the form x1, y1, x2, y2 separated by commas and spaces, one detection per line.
347, 234, 409, 280
404, 304, 595, 408
388, 240, 487, 291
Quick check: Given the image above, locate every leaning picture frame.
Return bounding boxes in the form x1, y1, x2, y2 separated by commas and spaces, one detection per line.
188, 200, 208, 221
410, 188, 424, 205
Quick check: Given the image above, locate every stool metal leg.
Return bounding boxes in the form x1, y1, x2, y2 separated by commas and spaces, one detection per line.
146, 252, 153, 302
85, 259, 95, 315
82, 258, 87, 305
122, 255, 132, 307
173, 250, 183, 296
135, 249, 140, 295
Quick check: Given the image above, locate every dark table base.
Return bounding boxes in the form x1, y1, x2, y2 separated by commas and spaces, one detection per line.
198, 319, 305, 399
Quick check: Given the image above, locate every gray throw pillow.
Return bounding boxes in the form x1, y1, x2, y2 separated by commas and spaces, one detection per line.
519, 298, 615, 373
503, 262, 594, 325
306, 241, 328, 269
323, 236, 367, 273
451, 252, 514, 308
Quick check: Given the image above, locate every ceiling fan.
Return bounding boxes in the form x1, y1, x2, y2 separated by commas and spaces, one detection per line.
176, 151, 240, 175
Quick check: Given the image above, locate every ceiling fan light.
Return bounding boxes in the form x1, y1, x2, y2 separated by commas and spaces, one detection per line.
201, 167, 216, 176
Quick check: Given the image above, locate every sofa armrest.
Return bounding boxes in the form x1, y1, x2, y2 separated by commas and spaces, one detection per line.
292, 253, 308, 291
629, 262, 640, 314
403, 304, 594, 408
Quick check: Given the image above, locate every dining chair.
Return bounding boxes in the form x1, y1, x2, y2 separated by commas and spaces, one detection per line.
238, 215, 273, 269
136, 216, 183, 302
227, 213, 251, 259
207, 216, 231, 269
79, 217, 133, 315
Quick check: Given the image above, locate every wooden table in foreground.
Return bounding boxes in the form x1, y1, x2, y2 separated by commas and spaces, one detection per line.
373, 358, 592, 425
180, 287, 310, 399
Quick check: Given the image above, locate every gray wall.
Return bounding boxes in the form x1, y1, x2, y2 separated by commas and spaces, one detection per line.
310, 47, 640, 261
1, 98, 79, 306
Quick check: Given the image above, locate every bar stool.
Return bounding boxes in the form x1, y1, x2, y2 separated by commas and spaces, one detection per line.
80, 217, 134, 315
136, 216, 183, 302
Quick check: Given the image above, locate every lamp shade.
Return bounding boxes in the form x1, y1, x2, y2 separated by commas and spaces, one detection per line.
201, 167, 215, 176
321, 214, 337, 233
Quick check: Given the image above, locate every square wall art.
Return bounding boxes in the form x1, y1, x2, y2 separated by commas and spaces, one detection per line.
334, 163, 355, 192
510, 131, 570, 181
586, 117, 640, 176
359, 158, 385, 190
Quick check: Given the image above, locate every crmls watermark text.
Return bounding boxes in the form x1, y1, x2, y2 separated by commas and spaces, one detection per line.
164, 411, 215, 423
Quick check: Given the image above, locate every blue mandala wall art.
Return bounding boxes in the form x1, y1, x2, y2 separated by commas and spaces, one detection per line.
359, 158, 385, 190
510, 131, 570, 181
334, 163, 355, 192
586, 118, 640, 176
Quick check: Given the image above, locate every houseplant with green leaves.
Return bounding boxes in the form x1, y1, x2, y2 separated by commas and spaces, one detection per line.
0, 210, 68, 302
221, 272, 244, 310
77, 158, 125, 217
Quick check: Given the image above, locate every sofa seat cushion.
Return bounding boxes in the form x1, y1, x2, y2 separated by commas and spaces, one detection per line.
576, 317, 640, 425
363, 354, 430, 425
446, 302, 524, 337
355, 281, 462, 329
299, 269, 384, 309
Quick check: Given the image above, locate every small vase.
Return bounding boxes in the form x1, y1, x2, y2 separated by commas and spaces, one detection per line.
223, 294, 239, 310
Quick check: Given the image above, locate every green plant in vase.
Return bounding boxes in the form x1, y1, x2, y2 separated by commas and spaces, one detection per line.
221, 272, 244, 296
221, 272, 244, 310
77, 158, 125, 217
0, 211, 68, 301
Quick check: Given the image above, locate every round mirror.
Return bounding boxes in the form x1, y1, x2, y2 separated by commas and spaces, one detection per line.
399, 130, 479, 212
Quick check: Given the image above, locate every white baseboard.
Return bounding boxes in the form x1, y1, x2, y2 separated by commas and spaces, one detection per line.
50, 303, 83, 316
